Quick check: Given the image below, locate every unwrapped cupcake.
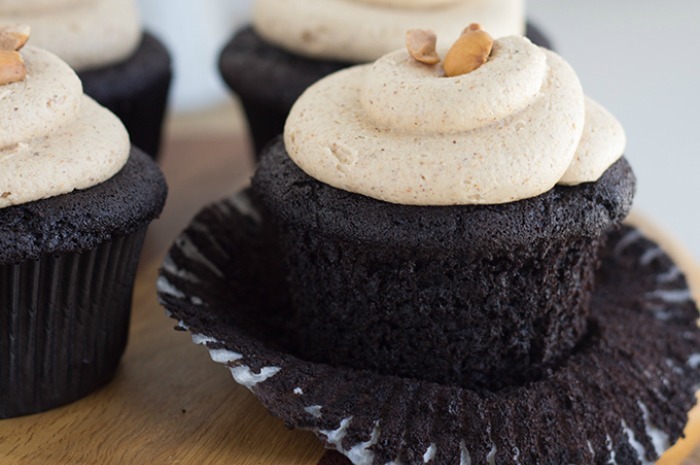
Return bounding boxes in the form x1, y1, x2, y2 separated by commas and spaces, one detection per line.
219, 0, 551, 156
0, 0, 172, 158
242, 26, 699, 463
0, 27, 167, 418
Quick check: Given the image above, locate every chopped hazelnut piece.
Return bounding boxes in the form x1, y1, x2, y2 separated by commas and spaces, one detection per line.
0, 50, 27, 86
0, 25, 31, 51
405, 29, 441, 65
443, 23, 494, 77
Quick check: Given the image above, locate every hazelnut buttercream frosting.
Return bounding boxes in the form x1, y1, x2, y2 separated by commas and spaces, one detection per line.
0, 0, 141, 71
284, 32, 626, 205
0, 43, 130, 208
253, 0, 524, 62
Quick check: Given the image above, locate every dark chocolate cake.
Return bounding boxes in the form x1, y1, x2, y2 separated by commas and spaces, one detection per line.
219, 24, 553, 155
79, 32, 172, 158
251, 139, 636, 390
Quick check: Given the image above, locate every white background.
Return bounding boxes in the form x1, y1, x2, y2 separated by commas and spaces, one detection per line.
528, 0, 700, 261
138, 0, 700, 260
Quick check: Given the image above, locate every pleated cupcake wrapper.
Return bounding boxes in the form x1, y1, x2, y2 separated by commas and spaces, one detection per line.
0, 227, 147, 418
159, 190, 700, 465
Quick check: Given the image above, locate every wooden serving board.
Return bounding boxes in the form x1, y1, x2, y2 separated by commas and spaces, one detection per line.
0, 111, 698, 465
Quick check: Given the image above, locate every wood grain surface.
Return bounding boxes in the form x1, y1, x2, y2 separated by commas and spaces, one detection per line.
0, 105, 698, 465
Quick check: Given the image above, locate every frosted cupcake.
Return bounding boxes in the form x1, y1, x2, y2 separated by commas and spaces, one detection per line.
0, 0, 172, 158
219, 0, 551, 155
241, 27, 700, 463
0, 28, 167, 418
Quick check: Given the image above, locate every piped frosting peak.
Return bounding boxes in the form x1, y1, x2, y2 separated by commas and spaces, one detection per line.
284, 31, 625, 205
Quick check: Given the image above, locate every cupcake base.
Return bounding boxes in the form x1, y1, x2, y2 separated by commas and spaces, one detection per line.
219, 22, 553, 156
79, 32, 172, 159
159, 190, 700, 465
252, 141, 635, 391
0, 147, 167, 418
0, 228, 147, 418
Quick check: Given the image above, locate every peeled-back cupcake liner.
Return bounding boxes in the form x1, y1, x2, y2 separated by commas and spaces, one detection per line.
79, 32, 172, 159
159, 190, 700, 465
0, 227, 147, 418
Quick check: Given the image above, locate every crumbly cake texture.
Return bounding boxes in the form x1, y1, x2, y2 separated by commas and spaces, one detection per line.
159, 190, 700, 465
219, 24, 552, 155
79, 32, 172, 158
0, 147, 167, 265
250, 140, 635, 390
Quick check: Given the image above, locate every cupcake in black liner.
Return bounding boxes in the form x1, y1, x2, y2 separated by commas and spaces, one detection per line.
0, 33, 167, 418
1, 0, 172, 158
219, 0, 553, 156
161, 27, 700, 465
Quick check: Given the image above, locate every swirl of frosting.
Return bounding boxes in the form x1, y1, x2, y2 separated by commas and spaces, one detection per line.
362, 37, 548, 133
0, 46, 130, 208
1, 0, 141, 71
253, 0, 524, 63
284, 36, 626, 205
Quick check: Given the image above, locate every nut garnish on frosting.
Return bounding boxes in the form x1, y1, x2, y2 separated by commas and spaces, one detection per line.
0, 28, 130, 208
0, 25, 30, 51
443, 23, 493, 77
0, 25, 30, 86
407, 24, 494, 77
285, 28, 626, 205
405, 29, 440, 65
406, 24, 495, 77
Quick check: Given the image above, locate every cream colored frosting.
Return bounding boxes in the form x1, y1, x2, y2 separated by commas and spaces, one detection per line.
284, 36, 626, 205
1, 0, 141, 71
253, 0, 524, 63
0, 46, 130, 208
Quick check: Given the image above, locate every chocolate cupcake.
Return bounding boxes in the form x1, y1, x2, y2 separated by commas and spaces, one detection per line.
238, 29, 699, 463
219, 0, 552, 156
0, 32, 167, 418
1, 0, 172, 158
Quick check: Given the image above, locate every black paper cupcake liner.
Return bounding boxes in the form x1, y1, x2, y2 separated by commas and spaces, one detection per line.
79, 32, 172, 159
159, 190, 700, 465
0, 227, 147, 418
